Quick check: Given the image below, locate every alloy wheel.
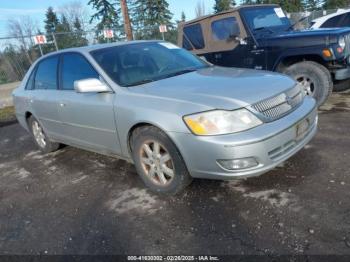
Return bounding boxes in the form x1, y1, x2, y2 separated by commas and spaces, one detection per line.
297, 76, 315, 96
139, 140, 175, 186
32, 121, 46, 148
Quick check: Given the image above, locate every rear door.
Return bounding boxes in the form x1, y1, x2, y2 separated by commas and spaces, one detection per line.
57, 52, 121, 155
30, 55, 62, 138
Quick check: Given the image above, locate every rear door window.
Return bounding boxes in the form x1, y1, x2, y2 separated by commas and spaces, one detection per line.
183, 23, 205, 49
61, 53, 99, 90
34, 56, 58, 90
211, 17, 240, 41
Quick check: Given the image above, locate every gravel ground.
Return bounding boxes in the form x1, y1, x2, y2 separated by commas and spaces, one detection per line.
0, 91, 349, 257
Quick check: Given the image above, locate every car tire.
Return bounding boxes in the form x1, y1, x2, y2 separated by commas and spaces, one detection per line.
131, 126, 192, 194
28, 116, 60, 154
283, 61, 332, 106
334, 79, 350, 92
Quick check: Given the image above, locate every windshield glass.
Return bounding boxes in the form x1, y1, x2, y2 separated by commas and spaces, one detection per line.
241, 7, 291, 32
91, 42, 209, 87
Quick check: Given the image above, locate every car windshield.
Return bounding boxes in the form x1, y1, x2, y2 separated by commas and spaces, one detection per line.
91, 42, 209, 87
241, 7, 291, 33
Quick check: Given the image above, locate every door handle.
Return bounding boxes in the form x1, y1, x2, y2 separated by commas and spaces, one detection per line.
59, 102, 66, 107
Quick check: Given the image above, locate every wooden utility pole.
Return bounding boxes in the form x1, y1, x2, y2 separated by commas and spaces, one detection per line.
120, 0, 133, 41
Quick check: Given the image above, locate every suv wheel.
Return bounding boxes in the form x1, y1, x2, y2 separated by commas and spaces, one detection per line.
28, 116, 60, 153
131, 126, 192, 194
283, 61, 332, 106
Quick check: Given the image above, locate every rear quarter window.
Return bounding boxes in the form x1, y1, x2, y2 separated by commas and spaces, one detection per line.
34, 56, 58, 90
25, 68, 36, 90
183, 23, 205, 49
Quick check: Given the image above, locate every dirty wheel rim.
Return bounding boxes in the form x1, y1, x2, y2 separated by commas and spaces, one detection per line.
297, 76, 315, 96
32, 121, 46, 148
139, 140, 175, 186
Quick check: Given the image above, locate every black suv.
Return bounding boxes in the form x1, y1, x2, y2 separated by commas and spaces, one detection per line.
178, 4, 350, 106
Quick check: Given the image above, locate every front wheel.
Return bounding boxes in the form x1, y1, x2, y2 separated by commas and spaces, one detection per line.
283, 61, 332, 106
131, 126, 192, 194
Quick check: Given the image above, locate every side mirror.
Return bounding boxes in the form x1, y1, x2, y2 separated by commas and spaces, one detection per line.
74, 78, 111, 93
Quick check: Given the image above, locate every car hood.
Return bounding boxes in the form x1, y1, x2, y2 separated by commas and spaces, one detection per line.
128, 66, 296, 110
261, 28, 350, 47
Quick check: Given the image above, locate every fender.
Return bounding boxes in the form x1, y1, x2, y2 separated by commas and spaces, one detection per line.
270, 46, 329, 71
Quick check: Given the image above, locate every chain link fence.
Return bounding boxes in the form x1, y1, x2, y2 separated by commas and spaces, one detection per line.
0, 24, 177, 85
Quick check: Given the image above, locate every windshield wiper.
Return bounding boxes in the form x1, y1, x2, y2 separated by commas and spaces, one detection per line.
125, 68, 198, 86
124, 79, 154, 87
254, 27, 274, 33
286, 16, 308, 31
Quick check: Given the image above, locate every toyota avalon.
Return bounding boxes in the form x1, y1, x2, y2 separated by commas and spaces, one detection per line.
13, 41, 318, 194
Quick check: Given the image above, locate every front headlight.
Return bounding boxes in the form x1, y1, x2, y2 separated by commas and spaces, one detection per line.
183, 109, 262, 136
339, 36, 346, 49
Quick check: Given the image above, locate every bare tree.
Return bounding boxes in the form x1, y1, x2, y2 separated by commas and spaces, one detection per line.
58, 1, 90, 30
195, 0, 206, 18
7, 16, 39, 64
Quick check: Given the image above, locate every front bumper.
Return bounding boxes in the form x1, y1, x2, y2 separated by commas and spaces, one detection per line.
168, 97, 317, 180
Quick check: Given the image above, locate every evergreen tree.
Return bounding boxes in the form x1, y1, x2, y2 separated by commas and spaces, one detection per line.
323, 0, 348, 9
88, 0, 120, 42
56, 15, 75, 49
43, 7, 60, 53
73, 16, 89, 47
181, 11, 186, 22
74, 17, 82, 31
131, 0, 173, 40
305, 0, 321, 11
281, 0, 305, 12
44, 7, 59, 33
213, 0, 235, 13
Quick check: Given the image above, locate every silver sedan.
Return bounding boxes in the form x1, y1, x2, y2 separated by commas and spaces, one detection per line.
13, 41, 317, 194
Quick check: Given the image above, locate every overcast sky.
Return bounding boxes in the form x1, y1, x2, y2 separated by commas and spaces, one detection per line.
0, 0, 217, 37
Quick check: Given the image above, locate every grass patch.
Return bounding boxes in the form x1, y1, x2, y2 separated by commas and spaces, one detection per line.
0, 106, 15, 122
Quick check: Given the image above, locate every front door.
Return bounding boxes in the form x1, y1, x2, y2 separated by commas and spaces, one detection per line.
57, 53, 121, 155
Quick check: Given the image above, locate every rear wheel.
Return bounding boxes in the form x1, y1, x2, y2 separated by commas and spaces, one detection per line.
283, 61, 332, 106
28, 116, 60, 153
131, 126, 192, 194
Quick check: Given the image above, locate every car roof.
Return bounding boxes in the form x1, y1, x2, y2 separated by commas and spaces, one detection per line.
38, 40, 160, 59
312, 9, 350, 23
181, 4, 279, 25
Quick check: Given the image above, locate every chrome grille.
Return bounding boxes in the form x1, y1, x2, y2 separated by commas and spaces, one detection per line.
251, 85, 304, 122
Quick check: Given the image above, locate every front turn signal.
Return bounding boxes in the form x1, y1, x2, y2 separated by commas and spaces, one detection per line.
322, 49, 332, 58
